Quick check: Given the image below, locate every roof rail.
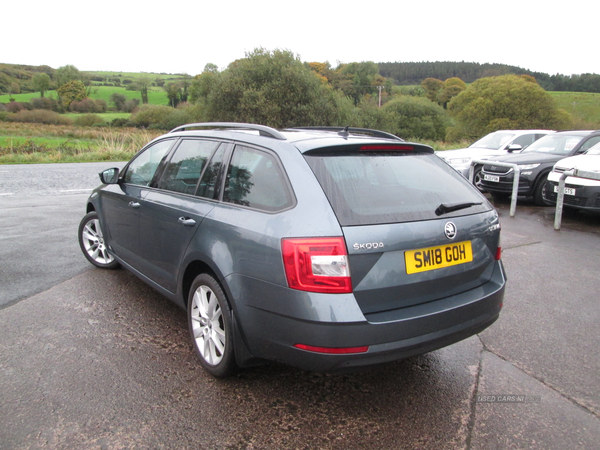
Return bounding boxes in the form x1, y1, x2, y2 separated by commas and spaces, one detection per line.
169, 122, 286, 140
288, 126, 404, 141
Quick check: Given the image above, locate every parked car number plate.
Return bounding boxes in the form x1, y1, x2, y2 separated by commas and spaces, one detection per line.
553, 186, 576, 196
484, 174, 500, 182
405, 241, 473, 274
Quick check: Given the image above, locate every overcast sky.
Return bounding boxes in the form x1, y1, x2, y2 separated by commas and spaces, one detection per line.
5, 0, 598, 77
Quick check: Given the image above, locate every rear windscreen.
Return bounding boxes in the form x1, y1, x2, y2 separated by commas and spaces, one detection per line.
305, 152, 491, 226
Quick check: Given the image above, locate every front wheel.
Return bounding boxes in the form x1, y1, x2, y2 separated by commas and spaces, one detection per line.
78, 212, 120, 269
188, 274, 238, 378
533, 173, 551, 206
473, 166, 486, 192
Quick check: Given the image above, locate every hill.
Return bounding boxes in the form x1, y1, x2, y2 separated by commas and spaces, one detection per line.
0, 63, 188, 96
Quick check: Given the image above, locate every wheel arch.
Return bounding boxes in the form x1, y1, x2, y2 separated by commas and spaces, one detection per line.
181, 260, 218, 308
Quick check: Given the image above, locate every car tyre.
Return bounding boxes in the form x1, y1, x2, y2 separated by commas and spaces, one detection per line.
473, 165, 486, 192
78, 211, 120, 269
533, 173, 551, 206
188, 274, 238, 378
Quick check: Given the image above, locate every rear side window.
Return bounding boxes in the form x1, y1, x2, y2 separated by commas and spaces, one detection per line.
511, 134, 536, 149
157, 139, 220, 194
305, 152, 490, 226
223, 145, 294, 212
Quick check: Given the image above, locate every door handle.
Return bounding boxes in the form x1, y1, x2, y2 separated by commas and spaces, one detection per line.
178, 217, 196, 227
128, 201, 140, 209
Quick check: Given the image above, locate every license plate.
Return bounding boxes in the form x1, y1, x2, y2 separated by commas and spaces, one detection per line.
405, 241, 473, 274
484, 174, 500, 182
553, 186, 576, 196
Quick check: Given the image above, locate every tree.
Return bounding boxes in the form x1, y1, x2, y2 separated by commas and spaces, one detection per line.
421, 78, 444, 102
437, 77, 467, 109
57, 80, 87, 107
447, 74, 572, 141
110, 93, 127, 111
201, 48, 352, 128
165, 82, 181, 108
337, 61, 381, 105
55, 65, 82, 87
135, 75, 151, 104
9, 82, 20, 100
32, 73, 51, 97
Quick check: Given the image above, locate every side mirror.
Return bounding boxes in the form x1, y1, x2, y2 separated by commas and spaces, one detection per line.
507, 144, 522, 153
99, 168, 120, 184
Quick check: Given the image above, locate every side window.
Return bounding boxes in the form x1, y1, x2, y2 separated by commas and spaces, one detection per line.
223, 146, 294, 212
579, 136, 600, 153
511, 134, 536, 149
197, 144, 227, 200
123, 139, 174, 186
157, 139, 220, 194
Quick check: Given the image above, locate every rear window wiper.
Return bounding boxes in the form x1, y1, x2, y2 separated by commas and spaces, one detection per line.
435, 201, 482, 216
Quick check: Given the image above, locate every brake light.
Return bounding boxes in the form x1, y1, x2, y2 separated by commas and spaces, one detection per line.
282, 237, 352, 293
360, 145, 414, 151
495, 247, 502, 261
293, 344, 368, 354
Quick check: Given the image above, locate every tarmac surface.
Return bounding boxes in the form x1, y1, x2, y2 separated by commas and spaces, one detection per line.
1, 163, 599, 449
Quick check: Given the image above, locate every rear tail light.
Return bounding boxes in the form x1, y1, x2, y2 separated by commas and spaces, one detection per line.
282, 237, 352, 293
495, 246, 502, 261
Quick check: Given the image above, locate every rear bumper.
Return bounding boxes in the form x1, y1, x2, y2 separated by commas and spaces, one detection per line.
228, 261, 506, 372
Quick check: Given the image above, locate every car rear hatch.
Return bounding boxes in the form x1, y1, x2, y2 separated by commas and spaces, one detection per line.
303, 143, 501, 321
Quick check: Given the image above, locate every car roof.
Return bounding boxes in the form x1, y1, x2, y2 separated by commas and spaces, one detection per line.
553, 129, 597, 135
164, 123, 435, 154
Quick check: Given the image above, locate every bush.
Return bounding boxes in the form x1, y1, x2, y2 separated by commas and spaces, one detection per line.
381, 95, 451, 140
110, 118, 130, 127
73, 114, 106, 127
128, 104, 199, 130
70, 98, 107, 113
5, 101, 25, 113
5, 109, 73, 125
123, 98, 140, 113
129, 104, 176, 128
29, 97, 55, 111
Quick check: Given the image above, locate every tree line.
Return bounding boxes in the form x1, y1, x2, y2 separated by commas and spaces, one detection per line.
378, 61, 600, 93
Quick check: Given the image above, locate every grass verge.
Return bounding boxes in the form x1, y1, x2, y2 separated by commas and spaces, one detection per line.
0, 123, 162, 164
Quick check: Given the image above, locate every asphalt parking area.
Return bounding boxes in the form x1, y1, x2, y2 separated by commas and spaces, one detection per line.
0, 196, 599, 449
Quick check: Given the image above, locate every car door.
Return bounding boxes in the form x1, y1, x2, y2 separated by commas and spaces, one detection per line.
136, 139, 229, 293
100, 138, 175, 266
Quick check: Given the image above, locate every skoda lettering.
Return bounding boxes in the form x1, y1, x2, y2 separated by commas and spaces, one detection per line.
353, 242, 384, 251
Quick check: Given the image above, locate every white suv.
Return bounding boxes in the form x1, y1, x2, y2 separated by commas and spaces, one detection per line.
544, 142, 600, 211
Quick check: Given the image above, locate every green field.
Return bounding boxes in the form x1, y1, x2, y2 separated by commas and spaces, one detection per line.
549, 91, 600, 127
0, 85, 169, 107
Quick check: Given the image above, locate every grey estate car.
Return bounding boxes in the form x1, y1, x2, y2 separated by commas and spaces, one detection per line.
79, 123, 505, 377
